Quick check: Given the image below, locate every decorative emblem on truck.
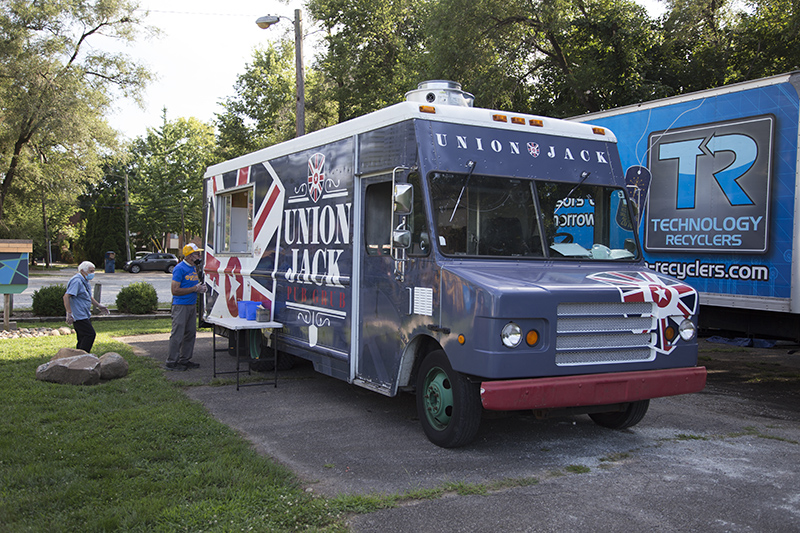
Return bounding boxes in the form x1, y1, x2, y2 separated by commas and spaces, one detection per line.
307, 153, 325, 203
588, 271, 697, 354
527, 142, 540, 158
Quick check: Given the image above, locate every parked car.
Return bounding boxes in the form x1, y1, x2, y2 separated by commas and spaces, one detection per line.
124, 252, 178, 273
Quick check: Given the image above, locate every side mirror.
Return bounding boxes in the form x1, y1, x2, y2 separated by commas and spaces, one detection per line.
394, 183, 413, 215
392, 229, 411, 249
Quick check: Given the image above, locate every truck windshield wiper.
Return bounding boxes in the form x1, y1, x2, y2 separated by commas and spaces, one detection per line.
450, 160, 477, 222
564, 171, 591, 201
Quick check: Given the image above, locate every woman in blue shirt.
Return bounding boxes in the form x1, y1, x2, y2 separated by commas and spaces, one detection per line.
63, 261, 109, 353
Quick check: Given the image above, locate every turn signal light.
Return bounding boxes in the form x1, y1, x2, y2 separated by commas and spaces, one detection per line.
526, 330, 539, 346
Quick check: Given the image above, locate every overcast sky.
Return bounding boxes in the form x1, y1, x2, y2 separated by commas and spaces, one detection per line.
107, 0, 666, 141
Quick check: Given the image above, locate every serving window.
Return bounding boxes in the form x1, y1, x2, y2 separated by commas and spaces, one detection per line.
215, 186, 254, 254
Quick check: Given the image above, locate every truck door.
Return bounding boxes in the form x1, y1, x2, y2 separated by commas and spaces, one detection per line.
357, 170, 433, 393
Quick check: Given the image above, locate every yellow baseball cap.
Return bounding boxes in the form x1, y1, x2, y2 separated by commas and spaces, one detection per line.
182, 243, 204, 256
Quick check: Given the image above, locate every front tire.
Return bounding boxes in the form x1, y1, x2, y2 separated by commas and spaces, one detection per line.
130, 264, 141, 273
589, 400, 650, 429
416, 350, 482, 448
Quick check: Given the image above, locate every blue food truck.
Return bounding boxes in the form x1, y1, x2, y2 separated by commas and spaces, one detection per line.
572, 72, 800, 341
202, 81, 705, 447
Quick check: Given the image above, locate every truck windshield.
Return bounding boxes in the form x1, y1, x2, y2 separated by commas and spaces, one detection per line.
429, 172, 639, 260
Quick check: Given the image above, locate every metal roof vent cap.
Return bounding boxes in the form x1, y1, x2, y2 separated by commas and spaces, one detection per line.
405, 80, 475, 107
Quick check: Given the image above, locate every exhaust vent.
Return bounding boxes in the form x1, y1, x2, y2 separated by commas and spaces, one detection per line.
405, 80, 474, 107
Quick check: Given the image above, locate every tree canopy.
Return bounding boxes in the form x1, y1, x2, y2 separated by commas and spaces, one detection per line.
128, 113, 215, 253
0, 0, 152, 234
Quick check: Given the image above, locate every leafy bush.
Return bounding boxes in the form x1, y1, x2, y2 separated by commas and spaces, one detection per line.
32, 284, 66, 317
115, 282, 158, 314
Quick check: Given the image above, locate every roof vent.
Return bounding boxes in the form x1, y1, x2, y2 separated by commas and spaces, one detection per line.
405, 80, 474, 107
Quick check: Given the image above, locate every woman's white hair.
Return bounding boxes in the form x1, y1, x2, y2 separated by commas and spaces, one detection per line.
78, 261, 95, 274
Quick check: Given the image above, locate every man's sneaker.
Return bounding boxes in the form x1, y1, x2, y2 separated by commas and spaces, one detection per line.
182, 361, 200, 369
165, 362, 187, 371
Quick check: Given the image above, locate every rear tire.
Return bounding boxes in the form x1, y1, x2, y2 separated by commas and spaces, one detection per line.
589, 399, 650, 429
416, 350, 481, 448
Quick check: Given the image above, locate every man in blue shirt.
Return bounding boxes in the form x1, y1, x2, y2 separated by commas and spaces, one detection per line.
166, 243, 207, 370
63, 261, 109, 353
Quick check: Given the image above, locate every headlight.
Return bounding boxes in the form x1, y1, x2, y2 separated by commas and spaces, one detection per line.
679, 319, 697, 341
501, 322, 522, 348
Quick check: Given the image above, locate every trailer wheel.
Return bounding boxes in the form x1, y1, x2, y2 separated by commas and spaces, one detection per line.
589, 400, 650, 429
416, 350, 481, 448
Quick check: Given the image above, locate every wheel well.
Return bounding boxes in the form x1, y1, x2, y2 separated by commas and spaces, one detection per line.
397, 334, 442, 391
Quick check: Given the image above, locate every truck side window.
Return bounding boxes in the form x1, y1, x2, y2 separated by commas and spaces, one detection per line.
407, 172, 431, 257
215, 187, 254, 254
365, 182, 392, 255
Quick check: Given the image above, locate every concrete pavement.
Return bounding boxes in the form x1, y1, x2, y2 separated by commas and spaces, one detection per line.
122, 332, 800, 532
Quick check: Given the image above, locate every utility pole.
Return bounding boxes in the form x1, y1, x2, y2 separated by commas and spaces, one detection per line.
124, 173, 131, 262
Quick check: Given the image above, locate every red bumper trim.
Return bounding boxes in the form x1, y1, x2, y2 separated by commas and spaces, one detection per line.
480, 367, 707, 411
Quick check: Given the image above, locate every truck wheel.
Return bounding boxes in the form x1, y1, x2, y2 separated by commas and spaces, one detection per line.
416, 350, 481, 448
589, 399, 650, 429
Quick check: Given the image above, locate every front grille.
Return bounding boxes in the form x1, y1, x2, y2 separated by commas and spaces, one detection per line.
556, 302, 656, 366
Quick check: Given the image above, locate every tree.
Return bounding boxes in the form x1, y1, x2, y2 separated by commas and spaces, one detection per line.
129, 113, 215, 252
75, 168, 128, 268
215, 42, 337, 160
307, 0, 425, 122
728, 0, 800, 80
0, 0, 152, 229
215, 42, 297, 160
651, 0, 738, 94
424, 0, 666, 117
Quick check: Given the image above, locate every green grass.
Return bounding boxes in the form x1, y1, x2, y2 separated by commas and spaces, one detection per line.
0, 323, 347, 532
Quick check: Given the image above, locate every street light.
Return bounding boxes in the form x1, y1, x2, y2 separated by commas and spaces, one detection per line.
256, 9, 305, 137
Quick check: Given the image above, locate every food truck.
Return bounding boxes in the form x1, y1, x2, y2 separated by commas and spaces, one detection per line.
572, 72, 800, 340
201, 81, 705, 447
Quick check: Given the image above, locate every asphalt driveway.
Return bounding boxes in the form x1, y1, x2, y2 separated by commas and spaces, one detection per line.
121, 332, 800, 532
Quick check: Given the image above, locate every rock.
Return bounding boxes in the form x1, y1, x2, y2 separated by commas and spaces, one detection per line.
36, 354, 101, 385
99, 352, 128, 380
53, 347, 88, 360
58, 327, 73, 335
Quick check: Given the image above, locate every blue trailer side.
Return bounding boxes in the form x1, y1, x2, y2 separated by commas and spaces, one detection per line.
572, 73, 800, 340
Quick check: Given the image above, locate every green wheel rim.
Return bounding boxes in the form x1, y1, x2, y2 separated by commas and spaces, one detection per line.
423, 366, 454, 431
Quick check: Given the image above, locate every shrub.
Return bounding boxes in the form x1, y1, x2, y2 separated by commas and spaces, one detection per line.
116, 282, 158, 314
32, 284, 67, 317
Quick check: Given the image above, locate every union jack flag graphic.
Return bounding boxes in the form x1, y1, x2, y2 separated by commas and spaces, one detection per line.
307, 153, 325, 203
204, 162, 285, 319
588, 270, 697, 354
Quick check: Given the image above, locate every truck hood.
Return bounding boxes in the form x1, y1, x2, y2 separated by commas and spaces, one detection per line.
440, 261, 698, 320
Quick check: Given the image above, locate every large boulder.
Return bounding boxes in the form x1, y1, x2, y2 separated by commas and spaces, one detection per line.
36, 354, 100, 385
52, 347, 88, 360
99, 352, 129, 380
